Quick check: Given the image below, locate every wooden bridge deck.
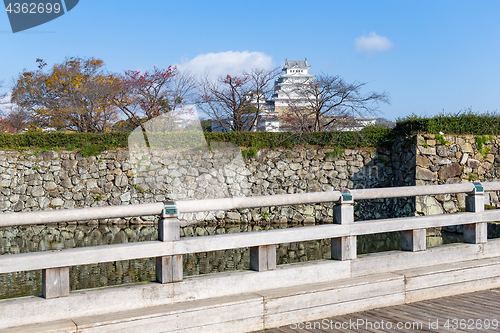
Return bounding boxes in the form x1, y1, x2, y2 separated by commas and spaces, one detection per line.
256, 288, 500, 332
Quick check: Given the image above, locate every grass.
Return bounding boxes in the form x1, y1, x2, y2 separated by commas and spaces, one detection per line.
260, 211, 271, 221
325, 146, 344, 159
241, 147, 258, 159
80, 143, 99, 157
435, 133, 450, 146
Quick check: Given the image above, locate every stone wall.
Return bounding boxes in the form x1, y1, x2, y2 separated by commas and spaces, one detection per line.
414, 134, 500, 217
0, 144, 415, 224
2, 134, 497, 224
4, 136, 499, 300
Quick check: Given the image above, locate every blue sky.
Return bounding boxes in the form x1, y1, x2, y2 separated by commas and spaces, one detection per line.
1, 0, 500, 121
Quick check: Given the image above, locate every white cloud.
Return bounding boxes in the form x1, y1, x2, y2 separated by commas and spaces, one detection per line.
355, 32, 394, 54
176, 51, 274, 78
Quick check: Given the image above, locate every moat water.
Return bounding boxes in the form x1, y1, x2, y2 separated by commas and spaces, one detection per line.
0, 221, 465, 300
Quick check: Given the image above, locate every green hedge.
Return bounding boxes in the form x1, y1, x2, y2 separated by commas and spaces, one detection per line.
206, 126, 393, 149
0, 132, 129, 150
0, 126, 393, 152
3, 110, 498, 153
394, 110, 500, 136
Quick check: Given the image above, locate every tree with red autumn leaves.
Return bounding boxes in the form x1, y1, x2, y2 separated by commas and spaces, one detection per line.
0, 118, 15, 133
111, 66, 196, 134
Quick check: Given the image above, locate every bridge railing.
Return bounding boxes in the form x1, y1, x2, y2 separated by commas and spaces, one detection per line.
1, 182, 500, 299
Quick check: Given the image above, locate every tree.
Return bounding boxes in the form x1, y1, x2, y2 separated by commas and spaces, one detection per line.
1, 103, 28, 133
11, 57, 119, 133
375, 117, 395, 128
0, 81, 26, 133
280, 74, 390, 132
243, 67, 281, 131
198, 74, 250, 132
197, 67, 280, 132
110, 67, 196, 134
111, 118, 137, 132
0, 118, 15, 133
0, 79, 5, 102
0, 83, 15, 133
200, 119, 212, 132
0, 79, 7, 118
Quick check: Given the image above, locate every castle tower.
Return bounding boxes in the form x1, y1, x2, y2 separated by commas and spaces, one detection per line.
271, 59, 316, 117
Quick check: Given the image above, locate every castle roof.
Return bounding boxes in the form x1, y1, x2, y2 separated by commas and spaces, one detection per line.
284, 59, 310, 69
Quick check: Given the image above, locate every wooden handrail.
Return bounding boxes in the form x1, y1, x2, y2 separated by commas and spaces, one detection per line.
1, 210, 497, 274
0, 181, 496, 299
0, 182, 496, 227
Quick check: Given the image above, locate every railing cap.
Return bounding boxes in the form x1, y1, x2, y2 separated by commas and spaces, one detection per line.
340, 189, 353, 203
472, 182, 484, 194
163, 201, 178, 217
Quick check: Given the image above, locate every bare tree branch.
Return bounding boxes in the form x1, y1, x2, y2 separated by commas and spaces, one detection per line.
197, 67, 280, 132
280, 73, 390, 132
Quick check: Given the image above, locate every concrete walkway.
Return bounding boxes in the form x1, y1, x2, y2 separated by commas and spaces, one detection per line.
255, 288, 500, 332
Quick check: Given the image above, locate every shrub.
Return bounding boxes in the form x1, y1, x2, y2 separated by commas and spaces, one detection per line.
394, 109, 500, 135
0, 127, 394, 152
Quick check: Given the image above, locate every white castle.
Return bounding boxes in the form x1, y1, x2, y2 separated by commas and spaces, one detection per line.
271, 58, 316, 114
211, 59, 374, 132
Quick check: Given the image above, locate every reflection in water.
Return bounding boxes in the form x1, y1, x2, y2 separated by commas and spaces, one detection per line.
0, 224, 158, 299
0, 222, 467, 299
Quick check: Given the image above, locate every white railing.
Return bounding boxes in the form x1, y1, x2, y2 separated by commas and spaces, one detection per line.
1, 182, 500, 299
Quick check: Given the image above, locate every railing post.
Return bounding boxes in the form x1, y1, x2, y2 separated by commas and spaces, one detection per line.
331, 189, 356, 260
156, 201, 183, 283
401, 229, 426, 252
42, 267, 69, 299
464, 182, 486, 244
250, 245, 276, 271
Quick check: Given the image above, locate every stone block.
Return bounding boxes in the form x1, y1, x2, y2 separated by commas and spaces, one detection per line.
226, 212, 241, 221
442, 200, 458, 213
61, 178, 73, 189
418, 146, 436, 155
114, 175, 128, 187
467, 158, 480, 169
40, 150, 58, 161
85, 179, 98, 190
460, 143, 473, 153
44, 181, 57, 190
460, 153, 469, 165
436, 146, 449, 157
436, 158, 451, 165
482, 161, 492, 170
416, 196, 444, 215
416, 166, 437, 181
116, 151, 130, 161
0, 201, 11, 210
416, 155, 431, 167
485, 154, 495, 163
438, 162, 462, 179
119, 192, 131, 202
